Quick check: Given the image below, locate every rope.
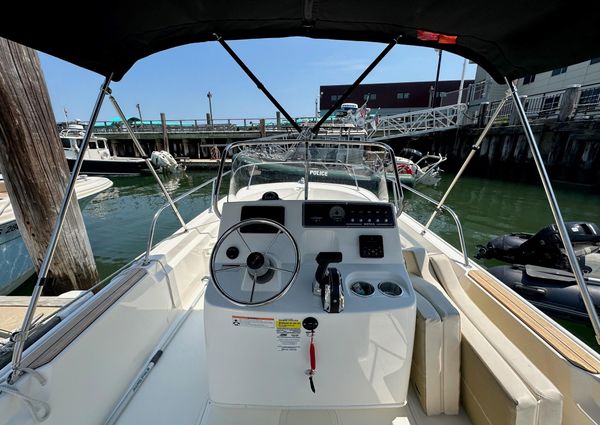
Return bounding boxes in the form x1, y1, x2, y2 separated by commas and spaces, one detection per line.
0, 368, 50, 422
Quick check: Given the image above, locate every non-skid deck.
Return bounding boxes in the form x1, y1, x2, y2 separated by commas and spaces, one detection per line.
116, 294, 472, 425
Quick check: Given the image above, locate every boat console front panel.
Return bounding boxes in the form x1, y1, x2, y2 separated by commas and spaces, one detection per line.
205, 198, 416, 409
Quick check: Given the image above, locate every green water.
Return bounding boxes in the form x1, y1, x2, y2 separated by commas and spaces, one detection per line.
15, 170, 600, 350
403, 174, 600, 350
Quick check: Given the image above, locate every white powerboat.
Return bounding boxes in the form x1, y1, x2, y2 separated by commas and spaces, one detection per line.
61, 124, 149, 175
0, 175, 113, 295
1, 3, 600, 425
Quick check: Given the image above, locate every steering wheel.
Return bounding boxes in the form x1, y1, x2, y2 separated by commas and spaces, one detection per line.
210, 218, 300, 307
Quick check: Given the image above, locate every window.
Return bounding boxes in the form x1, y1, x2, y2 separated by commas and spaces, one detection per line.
435, 92, 447, 98
363, 94, 376, 101
396, 92, 410, 100
591, 57, 600, 65
61, 138, 71, 149
97, 140, 106, 149
89, 141, 97, 149
523, 74, 536, 85
551, 67, 567, 76
330, 95, 342, 102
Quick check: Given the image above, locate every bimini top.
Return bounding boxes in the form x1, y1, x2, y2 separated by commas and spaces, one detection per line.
1, 1, 599, 82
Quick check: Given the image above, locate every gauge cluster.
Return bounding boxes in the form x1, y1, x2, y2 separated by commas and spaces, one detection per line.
303, 202, 395, 228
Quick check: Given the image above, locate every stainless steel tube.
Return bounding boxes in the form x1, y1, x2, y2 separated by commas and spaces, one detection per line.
108, 95, 187, 231
10, 75, 113, 380
506, 78, 600, 345
423, 94, 510, 231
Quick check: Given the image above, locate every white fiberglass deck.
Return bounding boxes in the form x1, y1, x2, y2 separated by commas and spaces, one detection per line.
115, 288, 472, 425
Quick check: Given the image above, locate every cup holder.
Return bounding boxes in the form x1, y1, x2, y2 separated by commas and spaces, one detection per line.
350, 281, 375, 297
378, 281, 403, 297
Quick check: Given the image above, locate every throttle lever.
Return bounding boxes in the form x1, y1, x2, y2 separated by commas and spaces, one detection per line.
315, 252, 343, 284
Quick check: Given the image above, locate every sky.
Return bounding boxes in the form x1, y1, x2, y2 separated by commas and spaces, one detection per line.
39, 37, 476, 123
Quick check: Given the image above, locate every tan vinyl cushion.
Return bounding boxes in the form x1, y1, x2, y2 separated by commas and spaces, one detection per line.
412, 292, 444, 415
428, 254, 563, 425
461, 319, 537, 425
411, 274, 461, 415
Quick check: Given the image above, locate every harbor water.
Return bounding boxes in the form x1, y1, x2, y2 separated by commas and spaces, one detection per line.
11, 170, 600, 350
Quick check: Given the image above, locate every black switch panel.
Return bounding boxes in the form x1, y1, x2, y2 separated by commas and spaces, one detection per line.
359, 235, 384, 258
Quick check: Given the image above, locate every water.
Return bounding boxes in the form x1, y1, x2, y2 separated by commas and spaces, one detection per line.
13, 170, 600, 350
404, 174, 600, 350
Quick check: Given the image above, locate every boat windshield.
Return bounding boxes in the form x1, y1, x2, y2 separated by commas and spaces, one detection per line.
228, 140, 396, 203
61, 138, 72, 149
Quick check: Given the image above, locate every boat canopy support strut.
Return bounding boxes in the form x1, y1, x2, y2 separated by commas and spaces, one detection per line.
506, 78, 600, 345
310, 37, 400, 136
215, 34, 302, 134
10, 75, 114, 382
107, 93, 188, 231
422, 92, 511, 231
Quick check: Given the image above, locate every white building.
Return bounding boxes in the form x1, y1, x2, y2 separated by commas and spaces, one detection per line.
466, 58, 600, 122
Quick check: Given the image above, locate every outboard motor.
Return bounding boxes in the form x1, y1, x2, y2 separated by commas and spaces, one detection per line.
477, 222, 600, 270
314, 252, 344, 313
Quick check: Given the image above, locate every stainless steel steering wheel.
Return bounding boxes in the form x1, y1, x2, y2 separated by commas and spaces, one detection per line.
210, 218, 300, 307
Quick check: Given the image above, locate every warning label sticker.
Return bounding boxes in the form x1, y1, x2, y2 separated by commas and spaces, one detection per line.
231, 315, 274, 328
276, 318, 302, 352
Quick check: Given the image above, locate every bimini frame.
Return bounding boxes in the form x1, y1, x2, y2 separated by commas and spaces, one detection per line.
9, 80, 191, 382
421, 81, 600, 344
8, 40, 600, 383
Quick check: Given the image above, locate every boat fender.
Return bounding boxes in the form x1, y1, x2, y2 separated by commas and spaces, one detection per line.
101, 152, 110, 160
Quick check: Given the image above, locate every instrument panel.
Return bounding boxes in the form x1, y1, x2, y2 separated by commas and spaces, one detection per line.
303, 201, 395, 228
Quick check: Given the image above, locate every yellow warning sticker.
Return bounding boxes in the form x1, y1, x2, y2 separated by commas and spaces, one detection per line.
276, 319, 301, 329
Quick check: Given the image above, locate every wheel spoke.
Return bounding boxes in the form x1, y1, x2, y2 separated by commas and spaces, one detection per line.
215, 264, 246, 272
264, 229, 282, 254
249, 274, 257, 303
268, 265, 294, 273
236, 228, 253, 252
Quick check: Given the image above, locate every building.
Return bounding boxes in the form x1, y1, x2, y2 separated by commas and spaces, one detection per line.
468, 58, 600, 107
319, 80, 473, 116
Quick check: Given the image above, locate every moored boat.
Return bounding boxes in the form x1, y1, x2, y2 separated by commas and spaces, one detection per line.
0, 175, 113, 295
61, 124, 149, 175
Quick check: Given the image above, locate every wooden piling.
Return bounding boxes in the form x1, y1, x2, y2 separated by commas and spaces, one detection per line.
0, 38, 98, 294
160, 112, 169, 153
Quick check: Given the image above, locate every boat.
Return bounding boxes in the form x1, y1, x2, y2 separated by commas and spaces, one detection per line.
61, 124, 149, 175
1, 3, 600, 425
232, 144, 387, 193
476, 222, 600, 321
0, 174, 113, 295
397, 149, 447, 187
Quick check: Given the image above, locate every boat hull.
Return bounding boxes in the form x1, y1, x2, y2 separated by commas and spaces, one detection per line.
488, 265, 600, 322
0, 177, 113, 295
67, 158, 149, 176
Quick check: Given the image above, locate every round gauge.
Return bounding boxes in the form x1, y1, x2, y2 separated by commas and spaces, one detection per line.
329, 205, 346, 222
378, 281, 403, 297
351, 281, 375, 297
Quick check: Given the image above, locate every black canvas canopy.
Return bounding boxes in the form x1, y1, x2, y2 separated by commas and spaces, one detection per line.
1, 1, 599, 82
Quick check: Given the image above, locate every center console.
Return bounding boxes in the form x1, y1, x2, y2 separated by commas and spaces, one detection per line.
204, 199, 416, 408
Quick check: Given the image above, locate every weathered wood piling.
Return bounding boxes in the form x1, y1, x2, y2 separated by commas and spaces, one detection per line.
0, 38, 98, 294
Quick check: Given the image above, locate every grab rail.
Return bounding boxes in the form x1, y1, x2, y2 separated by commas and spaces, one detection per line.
401, 184, 469, 266
143, 171, 231, 265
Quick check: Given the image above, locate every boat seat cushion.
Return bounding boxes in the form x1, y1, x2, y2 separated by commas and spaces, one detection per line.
410, 274, 461, 415
411, 292, 444, 415
428, 253, 563, 425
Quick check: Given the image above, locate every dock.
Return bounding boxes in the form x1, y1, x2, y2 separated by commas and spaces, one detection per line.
0, 296, 72, 335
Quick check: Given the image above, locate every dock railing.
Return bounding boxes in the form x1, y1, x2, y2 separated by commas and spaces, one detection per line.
482, 81, 600, 124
